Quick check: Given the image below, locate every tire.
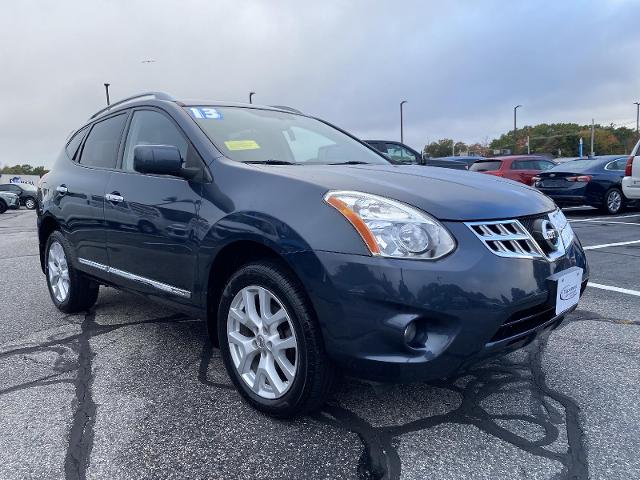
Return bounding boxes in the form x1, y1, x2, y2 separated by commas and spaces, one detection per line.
217, 260, 334, 418
24, 197, 36, 210
601, 188, 625, 215
0, 200, 6, 214
45, 231, 100, 313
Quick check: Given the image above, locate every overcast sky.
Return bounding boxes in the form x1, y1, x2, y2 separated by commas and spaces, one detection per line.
1, 0, 640, 167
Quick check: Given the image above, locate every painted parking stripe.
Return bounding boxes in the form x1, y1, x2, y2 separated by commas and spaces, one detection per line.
570, 213, 640, 223
583, 240, 640, 250
588, 282, 640, 297
571, 220, 640, 226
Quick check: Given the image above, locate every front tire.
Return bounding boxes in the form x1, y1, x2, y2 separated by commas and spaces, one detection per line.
601, 187, 624, 215
0, 200, 6, 214
217, 260, 334, 417
45, 231, 99, 313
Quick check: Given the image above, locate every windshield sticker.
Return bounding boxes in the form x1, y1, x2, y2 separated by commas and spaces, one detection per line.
224, 140, 260, 151
188, 107, 223, 119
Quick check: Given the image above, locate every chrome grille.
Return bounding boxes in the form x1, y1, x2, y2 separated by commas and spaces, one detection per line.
466, 220, 542, 259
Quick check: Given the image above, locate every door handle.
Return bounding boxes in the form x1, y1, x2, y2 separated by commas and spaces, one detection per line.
56, 185, 68, 195
105, 193, 124, 203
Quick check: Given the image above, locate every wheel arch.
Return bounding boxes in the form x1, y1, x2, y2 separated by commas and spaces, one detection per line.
38, 215, 61, 272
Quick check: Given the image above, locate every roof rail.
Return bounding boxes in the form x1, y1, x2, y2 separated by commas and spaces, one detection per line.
90, 91, 174, 120
270, 105, 303, 114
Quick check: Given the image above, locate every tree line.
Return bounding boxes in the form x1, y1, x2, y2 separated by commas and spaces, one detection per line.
0, 164, 49, 176
424, 123, 639, 158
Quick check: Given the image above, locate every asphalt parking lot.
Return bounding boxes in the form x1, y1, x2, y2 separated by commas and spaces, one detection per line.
1, 207, 639, 480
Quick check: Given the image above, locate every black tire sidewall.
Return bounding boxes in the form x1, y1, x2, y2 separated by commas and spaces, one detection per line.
217, 263, 313, 414
0, 201, 6, 214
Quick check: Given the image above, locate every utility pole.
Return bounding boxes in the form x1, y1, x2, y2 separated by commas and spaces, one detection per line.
590, 119, 595, 157
527, 135, 530, 154
249, 92, 255, 104
104, 83, 111, 106
452, 141, 455, 156
400, 100, 407, 143
634, 102, 640, 134
513, 105, 522, 154
579, 137, 583, 158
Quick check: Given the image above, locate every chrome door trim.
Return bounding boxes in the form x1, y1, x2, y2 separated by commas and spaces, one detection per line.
78, 258, 191, 298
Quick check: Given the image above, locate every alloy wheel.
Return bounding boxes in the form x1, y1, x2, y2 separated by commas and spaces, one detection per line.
607, 190, 622, 213
48, 241, 70, 302
227, 285, 298, 399
25, 198, 36, 209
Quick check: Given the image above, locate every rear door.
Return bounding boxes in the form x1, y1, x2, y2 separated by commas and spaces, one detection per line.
60, 113, 127, 279
103, 108, 206, 303
510, 159, 541, 184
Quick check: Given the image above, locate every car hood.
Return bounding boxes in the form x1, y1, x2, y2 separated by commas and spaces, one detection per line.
251, 163, 556, 221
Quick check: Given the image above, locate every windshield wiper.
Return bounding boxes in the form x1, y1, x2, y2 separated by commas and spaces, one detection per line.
244, 159, 297, 165
328, 161, 370, 165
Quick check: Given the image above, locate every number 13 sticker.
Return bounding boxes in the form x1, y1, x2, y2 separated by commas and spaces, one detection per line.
189, 107, 223, 120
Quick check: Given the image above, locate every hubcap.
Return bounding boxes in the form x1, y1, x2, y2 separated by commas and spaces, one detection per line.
608, 190, 622, 213
48, 242, 70, 303
227, 285, 298, 399
26, 198, 35, 209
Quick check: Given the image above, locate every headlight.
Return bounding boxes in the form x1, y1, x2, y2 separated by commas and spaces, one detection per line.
549, 208, 575, 246
324, 190, 456, 259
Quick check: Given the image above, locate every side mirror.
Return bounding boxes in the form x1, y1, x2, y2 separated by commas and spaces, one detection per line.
134, 145, 184, 177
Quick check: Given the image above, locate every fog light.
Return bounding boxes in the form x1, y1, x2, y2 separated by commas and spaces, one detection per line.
404, 322, 417, 345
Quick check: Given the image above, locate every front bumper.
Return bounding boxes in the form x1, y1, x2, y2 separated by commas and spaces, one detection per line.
287, 221, 588, 382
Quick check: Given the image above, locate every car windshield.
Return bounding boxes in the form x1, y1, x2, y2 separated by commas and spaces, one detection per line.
186, 106, 389, 166
469, 160, 502, 172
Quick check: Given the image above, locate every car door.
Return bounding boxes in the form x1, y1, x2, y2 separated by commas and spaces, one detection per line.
103, 108, 206, 302
59, 113, 127, 279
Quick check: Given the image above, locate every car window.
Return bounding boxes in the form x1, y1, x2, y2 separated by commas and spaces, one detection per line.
605, 159, 626, 171
79, 114, 127, 169
470, 160, 502, 172
367, 142, 387, 153
385, 143, 418, 164
511, 160, 528, 170
66, 127, 88, 160
122, 110, 189, 172
538, 160, 555, 171
187, 106, 389, 165
0, 185, 8, 191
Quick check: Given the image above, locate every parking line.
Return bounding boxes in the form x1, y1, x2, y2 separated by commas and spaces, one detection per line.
588, 282, 640, 297
570, 214, 640, 223
583, 240, 640, 250
571, 220, 640, 226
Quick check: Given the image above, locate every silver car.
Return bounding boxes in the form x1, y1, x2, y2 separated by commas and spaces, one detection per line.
0, 191, 20, 213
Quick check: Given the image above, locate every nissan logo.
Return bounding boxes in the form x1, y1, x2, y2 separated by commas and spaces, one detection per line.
533, 219, 560, 251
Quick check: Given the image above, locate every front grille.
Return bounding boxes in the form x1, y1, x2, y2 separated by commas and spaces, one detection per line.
466, 219, 542, 259
489, 304, 556, 342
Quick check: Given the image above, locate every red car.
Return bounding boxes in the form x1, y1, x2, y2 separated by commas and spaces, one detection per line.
469, 156, 556, 185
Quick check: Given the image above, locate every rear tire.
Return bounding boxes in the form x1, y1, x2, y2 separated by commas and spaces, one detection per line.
45, 231, 99, 313
24, 197, 36, 210
217, 260, 334, 418
601, 187, 625, 215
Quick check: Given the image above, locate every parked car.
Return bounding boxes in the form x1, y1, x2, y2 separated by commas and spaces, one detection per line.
470, 156, 556, 185
426, 156, 484, 170
0, 183, 38, 209
622, 139, 640, 201
38, 92, 588, 417
365, 140, 423, 165
0, 191, 20, 213
533, 155, 631, 214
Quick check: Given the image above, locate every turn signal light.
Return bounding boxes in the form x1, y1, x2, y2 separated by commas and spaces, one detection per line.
626, 156, 634, 176
531, 176, 541, 185
566, 175, 592, 182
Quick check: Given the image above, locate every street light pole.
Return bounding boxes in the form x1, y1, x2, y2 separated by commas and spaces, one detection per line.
249, 92, 256, 104
513, 105, 522, 154
634, 102, 640, 134
104, 83, 111, 106
400, 100, 407, 143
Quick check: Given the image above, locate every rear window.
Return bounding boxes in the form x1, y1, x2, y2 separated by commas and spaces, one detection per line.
65, 127, 88, 160
79, 114, 127, 169
550, 159, 601, 172
470, 160, 502, 172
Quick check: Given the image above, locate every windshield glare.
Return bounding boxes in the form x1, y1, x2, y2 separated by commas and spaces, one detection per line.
186, 106, 389, 166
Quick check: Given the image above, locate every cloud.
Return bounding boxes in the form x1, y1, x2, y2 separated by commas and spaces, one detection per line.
1, 0, 639, 167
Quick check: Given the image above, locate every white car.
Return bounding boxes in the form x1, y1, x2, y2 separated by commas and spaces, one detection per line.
622, 138, 640, 199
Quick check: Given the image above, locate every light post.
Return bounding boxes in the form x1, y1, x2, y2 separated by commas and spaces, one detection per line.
634, 102, 640, 134
400, 100, 407, 143
249, 92, 256, 104
104, 83, 111, 106
513, 105, 522, 154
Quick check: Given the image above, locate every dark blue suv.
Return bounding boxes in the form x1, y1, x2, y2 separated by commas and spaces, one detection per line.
38, 92, 588, 417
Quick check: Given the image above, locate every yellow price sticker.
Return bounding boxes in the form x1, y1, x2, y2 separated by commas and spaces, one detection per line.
224, 140, 260, 151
